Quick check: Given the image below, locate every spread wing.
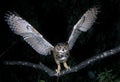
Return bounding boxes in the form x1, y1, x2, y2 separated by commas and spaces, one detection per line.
68, 7, 98, 50
5, 12, 54, 55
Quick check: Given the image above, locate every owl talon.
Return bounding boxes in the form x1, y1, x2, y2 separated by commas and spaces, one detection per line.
66, 66, 71, 71
55, 64, 61, 75
55, 69, 60, 75
63, 62, 71, 71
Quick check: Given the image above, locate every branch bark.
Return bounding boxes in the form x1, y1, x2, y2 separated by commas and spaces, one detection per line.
2, 46, 120, 77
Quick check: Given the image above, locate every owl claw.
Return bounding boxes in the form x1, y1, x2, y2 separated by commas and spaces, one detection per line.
55, 64, 61, 75
63, 62, 71, 71
66, 66, 71, 71
55, 69, 60, 75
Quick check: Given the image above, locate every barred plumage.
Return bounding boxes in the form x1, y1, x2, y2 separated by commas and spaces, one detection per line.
5, 12, 54, 55
68, 7, 98, 50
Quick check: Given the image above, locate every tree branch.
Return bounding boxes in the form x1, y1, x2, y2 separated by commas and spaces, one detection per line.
58, 46, 120, 76
3, 61, 56, 76
2, 46, 120, 77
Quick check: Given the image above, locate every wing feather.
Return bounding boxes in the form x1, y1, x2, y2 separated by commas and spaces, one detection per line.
68, 7, 98, 50
5, 12, 54, 55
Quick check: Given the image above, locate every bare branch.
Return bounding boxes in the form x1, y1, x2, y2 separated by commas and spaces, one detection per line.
3, 46, 120, 77
3, 61, 56, 76
58, 46, 120, 76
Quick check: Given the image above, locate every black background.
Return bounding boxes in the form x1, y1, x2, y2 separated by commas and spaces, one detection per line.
0, 0, 120, 82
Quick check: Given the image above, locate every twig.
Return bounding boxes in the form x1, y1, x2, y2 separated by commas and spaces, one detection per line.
3, 46, 120, 77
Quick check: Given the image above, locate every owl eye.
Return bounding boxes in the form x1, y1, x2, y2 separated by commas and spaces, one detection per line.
62, 48, 64, 51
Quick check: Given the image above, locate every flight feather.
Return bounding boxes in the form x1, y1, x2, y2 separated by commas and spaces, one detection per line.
68, 7, 98, 50
5, 12, 54, 55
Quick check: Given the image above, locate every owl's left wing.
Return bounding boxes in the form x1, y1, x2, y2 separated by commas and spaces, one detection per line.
68, 7, 98, 50
5, 12, 54, 55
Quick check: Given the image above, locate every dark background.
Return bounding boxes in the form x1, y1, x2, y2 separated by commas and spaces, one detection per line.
0, 0, 120, 82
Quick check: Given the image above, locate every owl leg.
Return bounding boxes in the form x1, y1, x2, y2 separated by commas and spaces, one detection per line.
55, 62, 61, 75
63, 62, 71, 70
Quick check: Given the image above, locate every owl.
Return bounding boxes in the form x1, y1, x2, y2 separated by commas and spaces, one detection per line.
5, 7, 98, 75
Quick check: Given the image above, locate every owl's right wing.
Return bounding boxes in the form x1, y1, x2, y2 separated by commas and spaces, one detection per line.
5, 12, 54, 56
68, 7, 98, 50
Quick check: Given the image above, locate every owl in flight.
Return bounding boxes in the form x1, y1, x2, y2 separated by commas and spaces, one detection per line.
5, 7, 98, 75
